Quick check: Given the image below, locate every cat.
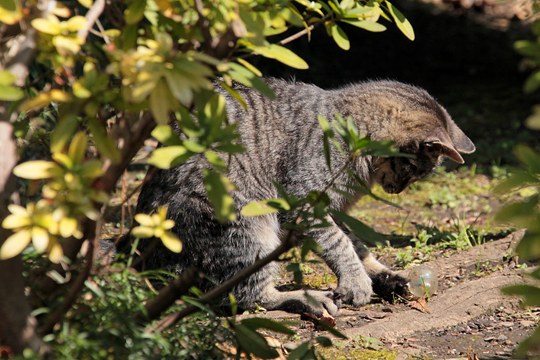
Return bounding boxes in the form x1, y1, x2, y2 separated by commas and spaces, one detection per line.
132, 78, 475, 317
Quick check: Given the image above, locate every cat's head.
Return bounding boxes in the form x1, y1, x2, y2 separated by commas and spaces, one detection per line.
362, 82, 475, 194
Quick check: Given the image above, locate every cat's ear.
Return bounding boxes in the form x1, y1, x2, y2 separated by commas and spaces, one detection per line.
425, 129, 466, 164
446, 120, 476, 154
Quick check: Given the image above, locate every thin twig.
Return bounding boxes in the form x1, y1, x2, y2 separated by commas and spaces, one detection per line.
278, 25, 315, 46
147, 233, 296, 333
78, 0, 106, 41
39, 220, 98, 334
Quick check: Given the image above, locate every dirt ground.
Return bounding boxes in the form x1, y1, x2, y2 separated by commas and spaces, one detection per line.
239, 229, 539, 360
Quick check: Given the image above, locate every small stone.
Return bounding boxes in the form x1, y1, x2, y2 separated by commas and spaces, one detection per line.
520, 320, 535, 327
505, 340, 513, 345
484, 336, 496, 342
497, 335, 508, 342
500, 321, 514, 327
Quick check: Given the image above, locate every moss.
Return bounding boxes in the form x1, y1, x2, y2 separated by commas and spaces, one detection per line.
318, 347, 399, 360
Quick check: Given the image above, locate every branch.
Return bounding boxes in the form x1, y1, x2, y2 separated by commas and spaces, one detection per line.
0, 1, 54, 353
147, 233, 296, 333
137, 267, 203, 322
278, 25, 315, 46
39, 222, 97, 335
77, 0, 106, 41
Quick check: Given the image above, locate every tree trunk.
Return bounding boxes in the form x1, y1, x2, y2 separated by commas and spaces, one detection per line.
0, 123, 44, 354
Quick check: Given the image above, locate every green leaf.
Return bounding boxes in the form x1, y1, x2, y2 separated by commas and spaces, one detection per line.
330, 24, 350, 50
183, 140, 206, 153
524, 70, 540, 93
241, 318, 295, 335
205, 150, 226, 172
385, 0, 414, 41
502, 284, 540, 306
0, 229, 32, 260
514, 40, 540, 59
0, 84, 23, 101
132, 226, 154, 238
151, 125, 182, 146
525, 106, 540, 130
331, 210, 384, 245
147, 146, 190, 169
315, 336, 333, 347
495, 194, 539, 225
51, 114, 78, 153
341, 19, 386, 32
241, 198, 290, 217
150, 79, 175, 124
0, 70, 16, 86
13, 161, 61, 180
253, 44, 309, 70
125, 0, 146, 24
318, 115, 334, 170
234, 324, 278, 359
228, 63, 275, 99
68, 132, 88, 165
514, 144, 540, 174
494, 170, 539, 194
217, 80, 247, 109
286, 341, 311, 360
203, 170, 237, 223
87, 118, 121, 163
514, 231, 540, 260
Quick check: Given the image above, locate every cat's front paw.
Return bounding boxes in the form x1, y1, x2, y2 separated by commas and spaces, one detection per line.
372, 271, 410, 302
334, 276, 373, 307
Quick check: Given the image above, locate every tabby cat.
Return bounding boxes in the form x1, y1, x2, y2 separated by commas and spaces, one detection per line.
133, 78, 475, 316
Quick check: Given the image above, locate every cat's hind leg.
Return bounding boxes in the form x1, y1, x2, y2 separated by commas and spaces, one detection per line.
227, 216, 339, 316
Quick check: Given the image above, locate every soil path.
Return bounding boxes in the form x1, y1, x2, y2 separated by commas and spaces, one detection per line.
244, 231, 540, 358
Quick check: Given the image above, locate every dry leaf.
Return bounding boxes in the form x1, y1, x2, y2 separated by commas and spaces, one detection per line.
409, 296, 431, 313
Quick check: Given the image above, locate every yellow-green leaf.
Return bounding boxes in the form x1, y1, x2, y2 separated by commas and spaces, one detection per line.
68, 132, 88, 165
7, 204, 26, 216
253, 44, 308, 70
47, 237, 64, 263
132, 226, 154, 238
203, 170, 237, 223
0, 0, 22, 25
53, 35, 82, 54
147, 145, 190, 169
0, 84, 23, 101
13, 161, 61, 180
125, 0, 146, 24
341, 19, 386, 32
0, 229, 32, 260
237, 58, 262, 77
150, 79, 174, 124
0, 71, 15, 86
2, 214, 30, 229
164, 71, 193, 106
59, 217, 78, 238
32, 17, 61, 35
385, 0, 414, 41
241, 200, 279, 217
51, 114, 79, 153
32, 227, 50, 252
162, 219, 175, 230
79, 160, 104, 179
78, 0, 93, 8
73, 81, 92, 99
330, 24, 350, 50
64, 16, 86, 31
87, 118, 121, 164
135, 213, 154, 227
160, 231, 182, 253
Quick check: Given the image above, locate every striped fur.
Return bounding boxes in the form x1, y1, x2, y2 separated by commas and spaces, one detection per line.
134, 79, 474, 316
